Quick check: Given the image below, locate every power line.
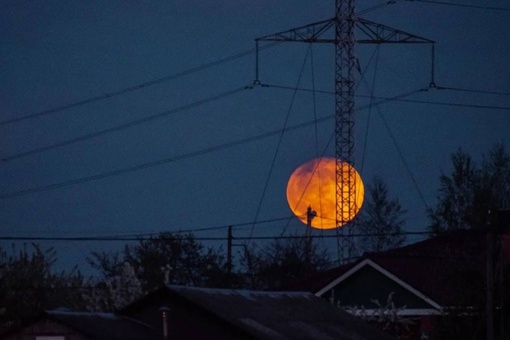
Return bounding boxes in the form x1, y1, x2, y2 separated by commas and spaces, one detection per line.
8, 81, 502, 204
262, 84, 334, 95
437, 86, 510, 97
0, 88, 425, 199
0, 42, 281, 126
262, 83, 510, 111
248, 46, 312, 241
5, 84, 480, 162
0, 216, 302, 245
0, 85, 250, 163
371, 95, 510, 111
309, 45, 326, 233
360, 45, 381, 173
357, 1, 397, 15
0, 114, 330, 199
126, 215, 303, 237
407, 0, 510, 12
366, 79, 431, 211
263, 82, 510, 99
0, 231, 433, 242
6, 83, 505, 164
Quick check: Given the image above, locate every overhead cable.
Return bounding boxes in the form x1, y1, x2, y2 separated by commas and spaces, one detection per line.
0, 42, 281, 126
128, 215, 303, 237
437, 86, 510, 96
360, 45, 381, 173
1, 85, 250, 163
310, 46, 325, 232
363, 78, 431, 211
247, 46, 312, 241
0, 230, 434, 242
365, 96, 510, 111
357, 1, 397, 15
262, 83, 510, 111
0, 88, 430, 200
407, 0, 510, 12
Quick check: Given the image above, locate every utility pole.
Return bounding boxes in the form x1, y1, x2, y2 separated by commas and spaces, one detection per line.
255, 0, 434, 261
497, 210, 510, 339
306, 205, 317, 227
487, 210, 494, 340
498, 209, 510, 339
306, 206, 317, 264
227, 226, 233, 275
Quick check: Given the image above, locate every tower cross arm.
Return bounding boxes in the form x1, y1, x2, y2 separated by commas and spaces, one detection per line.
256, 18, 336, 43
255, 17, 434, 45
356, 18, 435, 44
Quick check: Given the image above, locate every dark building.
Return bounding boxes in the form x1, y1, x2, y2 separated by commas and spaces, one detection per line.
2, 285, 395, 340
284, 229, 510, 339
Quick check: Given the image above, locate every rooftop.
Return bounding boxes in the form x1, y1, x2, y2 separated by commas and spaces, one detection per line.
45, 309, 158, 340
164, 285, 395, 340
284, 229, 508, 307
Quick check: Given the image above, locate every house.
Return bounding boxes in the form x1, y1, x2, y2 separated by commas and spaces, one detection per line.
2, 285, 395, 340
0, 308, 159, 340
284, 229, 510, 339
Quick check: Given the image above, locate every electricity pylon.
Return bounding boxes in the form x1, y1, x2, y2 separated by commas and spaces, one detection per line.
255, 0, 434, 261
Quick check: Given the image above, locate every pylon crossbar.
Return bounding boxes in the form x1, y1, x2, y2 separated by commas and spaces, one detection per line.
255, 18, 435, 45
356, 18, 435, 44
256, 18, 335, 43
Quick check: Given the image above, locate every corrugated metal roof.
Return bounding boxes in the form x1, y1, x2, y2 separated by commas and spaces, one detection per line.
166, 285, 395, 340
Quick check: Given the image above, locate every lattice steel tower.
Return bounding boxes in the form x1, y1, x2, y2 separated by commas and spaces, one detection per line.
255, 0, 434, 260
334, 0, 356, 248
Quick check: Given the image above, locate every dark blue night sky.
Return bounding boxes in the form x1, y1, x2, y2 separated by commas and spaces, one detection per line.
1, 0, 509, 270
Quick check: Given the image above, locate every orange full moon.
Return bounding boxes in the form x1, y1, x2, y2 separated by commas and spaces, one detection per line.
286, 157, 364, 229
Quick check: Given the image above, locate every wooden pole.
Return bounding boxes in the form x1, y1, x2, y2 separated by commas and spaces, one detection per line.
227, 226, 233, 275
487, 210, 494, 340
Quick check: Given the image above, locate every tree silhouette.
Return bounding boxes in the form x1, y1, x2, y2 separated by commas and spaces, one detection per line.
0, 244, 85, 330
239, 236, 330, 290
356, 176, 407, 253
87, 232, 230, 297
429, 143, 510, 233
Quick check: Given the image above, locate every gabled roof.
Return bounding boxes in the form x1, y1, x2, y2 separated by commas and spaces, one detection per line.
366, 230, 488, 307
315, 258, 442, 310
286, 230, 496, 308
122, 285, 395, 340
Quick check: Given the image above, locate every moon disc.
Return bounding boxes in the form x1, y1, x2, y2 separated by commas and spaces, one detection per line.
286, 157, 364, 229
